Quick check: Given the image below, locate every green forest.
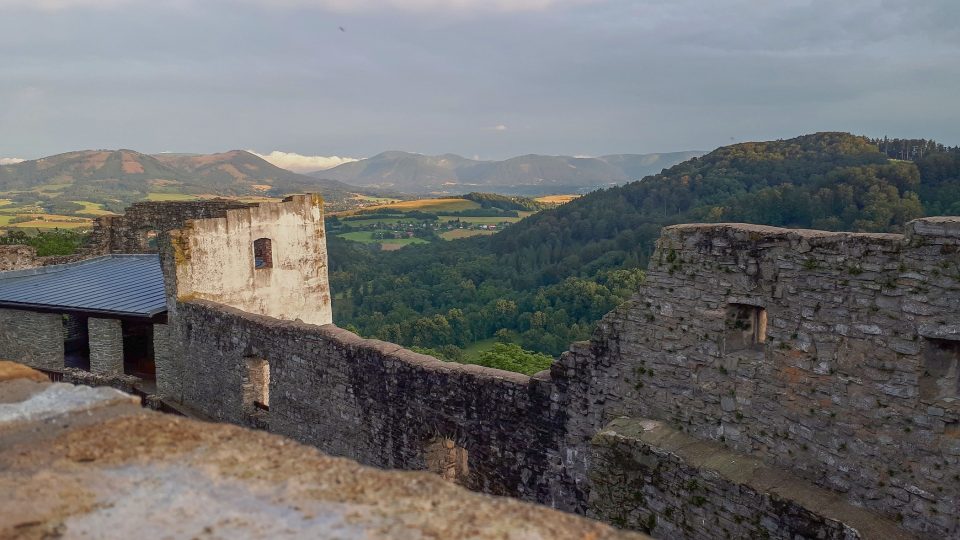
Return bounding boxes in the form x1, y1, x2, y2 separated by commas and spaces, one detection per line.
328, 133, 960, 369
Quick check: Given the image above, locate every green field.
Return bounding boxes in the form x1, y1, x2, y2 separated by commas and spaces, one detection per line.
72, 200, 116, 216
338, 230, 429, 248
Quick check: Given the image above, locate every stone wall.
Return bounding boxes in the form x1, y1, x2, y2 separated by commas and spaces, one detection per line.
94, 199, 252, 254
170, 299, 579, 506
0, 245, 39, 271
0, 200, 250, 272
0, 308, 64, 370
588, 418, 908, 539
165, 194, 332, 326
557, 218, 960, 538
88, 318, 124, 374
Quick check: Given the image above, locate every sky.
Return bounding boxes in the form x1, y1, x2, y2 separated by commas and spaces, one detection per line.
1, 0, 958, 170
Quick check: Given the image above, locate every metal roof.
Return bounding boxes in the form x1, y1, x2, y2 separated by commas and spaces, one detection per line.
0, 255, 166, 318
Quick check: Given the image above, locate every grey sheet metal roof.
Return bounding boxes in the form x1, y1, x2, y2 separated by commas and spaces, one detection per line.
0, 255, 166, 318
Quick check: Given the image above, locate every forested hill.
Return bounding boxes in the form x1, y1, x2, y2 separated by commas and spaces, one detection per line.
329, 132, 960, 359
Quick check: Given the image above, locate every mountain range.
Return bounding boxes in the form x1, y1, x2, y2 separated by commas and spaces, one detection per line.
309, 151, 704, 194
0, 149, 367, 211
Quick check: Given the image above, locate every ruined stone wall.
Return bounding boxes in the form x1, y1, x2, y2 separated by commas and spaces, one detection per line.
95, 199, 252, 254
170, 299, 579, 507
0, 308, 64, 370
559, 218, 960, 538
165, 194, 332, 326
0, 200, 250, 272
0, 245, 39, 271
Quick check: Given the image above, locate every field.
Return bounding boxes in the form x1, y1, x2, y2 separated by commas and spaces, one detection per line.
146, 192, 201, 201
535, 194, 579, 204
438, 215, 524, 224
341, 217, 421, 227
7, 214, 92, 229
72, 201, 116, 216
440, 229, 496, 240
335, 197, 481, 216
338, 231, 430, 247
352, 194, 401, 204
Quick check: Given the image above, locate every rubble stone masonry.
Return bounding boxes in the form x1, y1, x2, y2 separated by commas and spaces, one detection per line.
0, 308, 64, 370
560, 218, 960, 538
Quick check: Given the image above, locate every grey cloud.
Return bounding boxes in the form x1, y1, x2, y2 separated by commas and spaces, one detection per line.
0, 0, 956, 160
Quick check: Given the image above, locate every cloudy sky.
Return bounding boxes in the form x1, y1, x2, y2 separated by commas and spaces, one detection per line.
1, 0, 958, 167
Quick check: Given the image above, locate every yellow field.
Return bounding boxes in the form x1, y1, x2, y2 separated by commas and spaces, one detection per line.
440, 229, 496, 240
0, 199, 11, 207
335, 197, 480, 216
146, 192, 201, 201
8, 214, 92, 229
535, 194, 579, 204
72, 200, 116, 216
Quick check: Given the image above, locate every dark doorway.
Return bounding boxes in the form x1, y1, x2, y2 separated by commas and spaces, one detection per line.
122, 321, 156, 379
63, 314, 90, 370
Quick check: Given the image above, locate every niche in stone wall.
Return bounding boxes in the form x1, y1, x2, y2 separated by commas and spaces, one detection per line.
253, 238, 273, 269
919, 338, 959, 401
139, 229, 160, 252
724, 304, 767, 353
242, 356, 271, 413
424, 436, 469, 484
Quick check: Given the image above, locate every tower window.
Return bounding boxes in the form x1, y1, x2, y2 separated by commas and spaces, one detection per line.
253, 238, 273, 269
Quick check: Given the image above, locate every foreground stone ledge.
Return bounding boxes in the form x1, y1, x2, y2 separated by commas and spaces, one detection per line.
0, 361, 641, 539
588, 417, 912, 540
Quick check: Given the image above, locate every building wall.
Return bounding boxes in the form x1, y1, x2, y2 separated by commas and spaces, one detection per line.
557, 218, 960, 538
166, 194, 332, 326
0, 308, 64, 370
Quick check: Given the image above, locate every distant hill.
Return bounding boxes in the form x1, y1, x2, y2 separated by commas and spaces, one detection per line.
0, 149, 370, 211
309, 150, 704, 194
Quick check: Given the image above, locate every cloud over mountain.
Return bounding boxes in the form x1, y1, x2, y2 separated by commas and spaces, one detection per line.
0, 158, 26, 165
249, 150, 358, 173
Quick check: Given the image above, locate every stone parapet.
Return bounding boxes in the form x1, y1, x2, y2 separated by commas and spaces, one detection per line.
0, 360, 638, 539
588, 417, 910, 539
